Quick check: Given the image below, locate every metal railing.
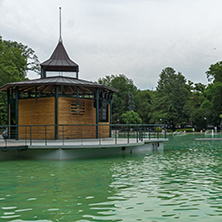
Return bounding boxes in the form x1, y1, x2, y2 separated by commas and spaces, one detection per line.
0, 124, 167, 148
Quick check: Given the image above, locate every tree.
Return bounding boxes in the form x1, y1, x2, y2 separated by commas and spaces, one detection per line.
98, 74, 137, 123
183, 87, 211, 131
150, 67, 190, 130
205, 61, 222, 127
134, 89, 154, 123
206, 61, 222, 83
204, 82, 222, 126
0, 36, 40, 125
120, 110, 142, 124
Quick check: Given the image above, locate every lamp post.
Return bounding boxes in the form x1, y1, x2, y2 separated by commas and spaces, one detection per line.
204, 117, 207, 131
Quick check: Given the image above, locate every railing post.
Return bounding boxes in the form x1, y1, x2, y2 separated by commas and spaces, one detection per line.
62, 125, 64, 146
136, 126, 138, 142
30, 125, 32, 146
127, 125, 130, 144
142, 126, 144, 141
95, 88, 99, 138
99, 124, 101, 145
157, 127, 159, 139
4, 134, 7, 147
149, 127, 151, 140
81, 125, 83, 145
25, 126, 27, 146
115, 127, 117, 144
45, 125, 47, 146
15, 87, 19, 140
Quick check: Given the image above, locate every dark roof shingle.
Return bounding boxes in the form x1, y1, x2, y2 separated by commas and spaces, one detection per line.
41, 42, 79, 72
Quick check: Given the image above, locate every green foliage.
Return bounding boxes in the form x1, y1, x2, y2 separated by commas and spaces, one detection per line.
98, 61, 222, 130
206, 61, 222, 83
204, 82, 222, 125
0, 36, 40, 125
99, 74, 137, 123
183, 90, 208, 131
175, 128, 194, 132
134, 89, 154, 123
0, 93, 7, 125
150, 67, 190, 129
155, 127, 163, 132
120, 110, 142, 124
166, 129, 173, 133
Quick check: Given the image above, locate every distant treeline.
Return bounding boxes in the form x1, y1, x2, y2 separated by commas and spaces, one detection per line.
99, 65, 222, 131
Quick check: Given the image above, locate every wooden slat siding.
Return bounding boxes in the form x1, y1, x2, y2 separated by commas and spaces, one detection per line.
99, 122, 110, 138
58, 98, 110, 139
18, 98, 55, 139
18, 97, 111, 140
58, 97, 97, 139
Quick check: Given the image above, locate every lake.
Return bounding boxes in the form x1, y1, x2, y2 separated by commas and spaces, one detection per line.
0, 133, 222, 221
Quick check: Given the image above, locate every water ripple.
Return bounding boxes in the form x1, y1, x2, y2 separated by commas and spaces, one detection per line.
0, 135, 222, 221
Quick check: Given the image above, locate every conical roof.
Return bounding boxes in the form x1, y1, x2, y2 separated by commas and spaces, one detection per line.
41, 41, 79, 72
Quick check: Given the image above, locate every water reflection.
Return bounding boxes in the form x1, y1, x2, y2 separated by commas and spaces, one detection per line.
0, 135, 222, 221
0, 159, 117, 221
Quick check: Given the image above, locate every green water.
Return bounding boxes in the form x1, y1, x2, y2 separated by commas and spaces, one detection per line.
1, 134, 222, 221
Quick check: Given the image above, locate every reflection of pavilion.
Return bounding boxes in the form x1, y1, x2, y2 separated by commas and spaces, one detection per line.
0, 13, 117, 140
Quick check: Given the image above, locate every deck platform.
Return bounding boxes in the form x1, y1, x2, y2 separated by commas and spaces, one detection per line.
0, 138, 168, 160
195, 138, 222, 141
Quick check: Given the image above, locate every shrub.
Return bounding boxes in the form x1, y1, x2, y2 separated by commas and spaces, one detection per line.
175, 128, 194, 132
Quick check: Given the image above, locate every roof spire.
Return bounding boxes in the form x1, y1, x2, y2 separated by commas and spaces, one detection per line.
59, 7, 62, 43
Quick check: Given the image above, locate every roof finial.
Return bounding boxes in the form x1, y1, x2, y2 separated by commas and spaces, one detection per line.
59, 7, 62, 43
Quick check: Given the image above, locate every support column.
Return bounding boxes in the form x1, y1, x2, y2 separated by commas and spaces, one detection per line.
15, 87, 19, 140
55, 86, 58, 140
35, 86, 38, 103
109, 101, 112, 137
7, 89, 10, 126
96, 88, 99, 138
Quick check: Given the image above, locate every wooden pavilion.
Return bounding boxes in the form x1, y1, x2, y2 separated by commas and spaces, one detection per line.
0, 33, 117, 140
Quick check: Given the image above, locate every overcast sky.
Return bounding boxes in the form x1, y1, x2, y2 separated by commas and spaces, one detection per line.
1, 0, 222, 89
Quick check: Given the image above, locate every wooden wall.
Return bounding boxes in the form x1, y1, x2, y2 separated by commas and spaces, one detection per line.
58, 97, 97, 139
98, 122, 110, 138
18, 97, 55, 139
58, 97, 110, 139
18, 96, 110, 140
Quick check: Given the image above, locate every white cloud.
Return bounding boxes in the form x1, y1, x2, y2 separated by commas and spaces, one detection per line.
1, 0, 222, 89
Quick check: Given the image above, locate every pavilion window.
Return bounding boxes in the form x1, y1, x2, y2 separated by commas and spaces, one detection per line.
46, 71, 77, 78
99, 99, 108, 122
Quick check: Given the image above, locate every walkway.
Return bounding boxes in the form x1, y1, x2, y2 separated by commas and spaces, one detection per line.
0, 137, 168, 150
